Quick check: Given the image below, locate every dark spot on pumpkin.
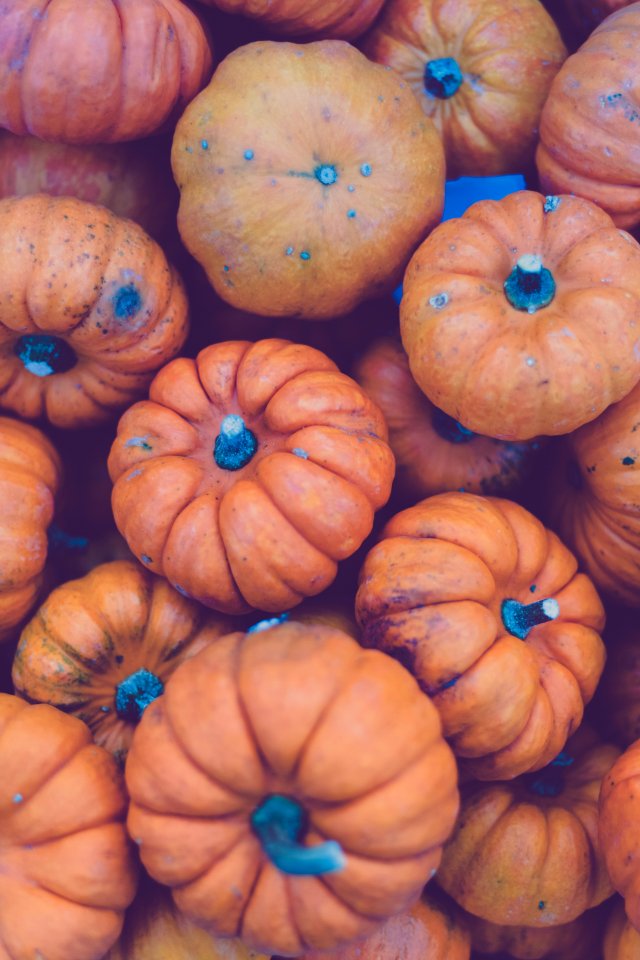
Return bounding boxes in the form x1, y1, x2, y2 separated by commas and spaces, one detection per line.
530, 584, 537, 593
141, 554, 152, 564
623, 456, 636, 465
112, 284, 142, 320
201, 139, 208, 150
115, 655, 124, 665
538, 901, 546, 910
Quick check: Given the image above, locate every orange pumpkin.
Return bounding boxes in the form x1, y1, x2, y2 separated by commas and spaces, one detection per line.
603, 899, 640, 960
400, 190, 640, 441
194, 0, 386, 39
0, 0, 213, 144
125, 620, 459, 956
599, 739, 640, 932
0, 415, 61, 643
108, 339, 395, 614
356, 491, 606, 781
0, 194, 189, 428
361, 0, 566, 178
537, 5, 640, 230
0, 694, 138, 959
172, 40, 445, 319
466, 904, 607, 959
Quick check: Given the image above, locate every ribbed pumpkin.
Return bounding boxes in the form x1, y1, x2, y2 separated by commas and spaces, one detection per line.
400, 190, 640, 441
361, 0, 566, 178
0, 694, 138, 959
0, 194, 189, 428
193, 0, 386, 39
603, 899, 640, 960
537, 5, 640, 230
125, 620, 459, 956
108, 339, 395, 614
0, 0, 213, 144
171, 40, 445, 319
466, 904, 607, 959
438, 727, 619, 927
356, 491, 606, 781
599, 739, 640, 931
0, 415, 61, 643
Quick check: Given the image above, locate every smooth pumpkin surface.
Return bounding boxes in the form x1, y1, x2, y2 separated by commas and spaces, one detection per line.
194, 0, 386, 39
108, 339, 395, 614
603, 899, 640, 960
125, 621, 459, 956
466, 903, 607, 958
400, 190, 640, 441
0, 194, 189, 428
362, 0, 566, 177
599, 739, 640, 932
172, 40, 445, 319
356, 491, 606, 781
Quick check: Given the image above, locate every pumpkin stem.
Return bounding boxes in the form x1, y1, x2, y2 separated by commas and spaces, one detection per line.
115, 668, 164, 723
213, 414, 258, 471
14, 335, 77, 377
251, 794, 346, 876
503, 255, 556, 313
424, 58, 463, 99
501, 597, 560, 641
431, 407, 475, 444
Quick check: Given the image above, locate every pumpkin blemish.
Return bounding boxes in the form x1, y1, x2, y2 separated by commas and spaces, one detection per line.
300, 251, 311, 261
360, 163, 372, 177
429, 292, 449, 309
244, 149, 254, 160
543, 196, 561, 213
12, 794, 23, 804
623, 456, 636, 465
112, 284, 142, 320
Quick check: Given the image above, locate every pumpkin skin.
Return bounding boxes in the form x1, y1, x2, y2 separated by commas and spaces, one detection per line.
108, 339, 395, 614
400, 190, 640, 441
0, 194, 189, 429
356, 491, 607, 781
438, 727, 619, 927
353, 338, 543, 499
599, 739, 640, 931
603, 899, 640, 960
0, 0, 213, 145
125, 620, 460, 957
536, 5, 640, 230
194, 0, 385, 40
361, 0, 566, 178
171, 40, 445, 319
0, 694, 138, 959
466, 904, 607, 959
0, 415, 62, 643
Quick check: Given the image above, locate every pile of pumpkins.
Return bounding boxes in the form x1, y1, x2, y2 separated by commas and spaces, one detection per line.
1, 0, 640, 958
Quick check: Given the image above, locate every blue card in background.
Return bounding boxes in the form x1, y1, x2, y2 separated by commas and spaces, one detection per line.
393, 173, 527, 305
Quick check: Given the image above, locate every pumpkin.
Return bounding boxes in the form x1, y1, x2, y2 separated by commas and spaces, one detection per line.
171, 40, 445, 319
536, 5, 640, 230
466, 904, 607, 959
0, 415, 61, 643
353, 338, 543, 499
125, 620, 459, 956
0, 194, 189, 429
12, 560, 233, 763
0, 0, 213, 144
108, 339, 395, 614
0, 693, 138, 959
438, 726, 619, 926
603, 899, 640, 960
193, 0, 386, 40
400, 190, 640, 442
356, 491, 606, 781
361, 0, 566, 178
599, 738, 640, 931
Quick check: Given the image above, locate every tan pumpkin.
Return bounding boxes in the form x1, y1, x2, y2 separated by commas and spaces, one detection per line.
603, 899, 640, 960
466, 903, 608, 959
599, 738, 640, 932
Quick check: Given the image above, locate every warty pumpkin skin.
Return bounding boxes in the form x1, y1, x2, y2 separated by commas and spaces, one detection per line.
603, 899, 640, 960
171, 40, 445, 319
356, 491, 607, 781
400, 190, 640, 441
0, 694, 138, 960
0, 194, 189, 429
0, 415, 61, 643
361, 0, 566, 178
125, 620, 460, 957
108, 339, 395, 614
193, 0, 386, 39
466, 904, 607, 959
599, 739, 640, 932
0, 0, 213, 145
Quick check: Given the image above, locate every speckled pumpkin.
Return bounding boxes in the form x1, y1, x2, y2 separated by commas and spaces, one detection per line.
108, 339, 395, 614
599, 739, 640, 932
0, 0, 213, 144
400, 190, 640, 441
361, 0, 566, 178
0, 415, 61, 643
171, 40, 445, 319
0, 194, 189, 428
603, 899, 640, 960
193, 0, 386, 39
466, 904, 607, 959
125, 620, 459, 956
356, 491, 606, 781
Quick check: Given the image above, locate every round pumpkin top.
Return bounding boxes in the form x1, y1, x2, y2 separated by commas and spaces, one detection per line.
195, 0, 386, 39
171, 39, 445, 319
599, 739, 640, 931
400, 190, 640, 441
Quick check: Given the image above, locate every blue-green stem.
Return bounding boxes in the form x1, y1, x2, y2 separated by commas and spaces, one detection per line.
251, 794, 345, 876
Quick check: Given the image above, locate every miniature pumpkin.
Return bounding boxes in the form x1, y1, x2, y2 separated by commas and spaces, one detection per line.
108, 339, 395, 614
171, 40, 445, 319
194, 0, 386, 39
599, 738, 640, 931
12, 560, 233, 763
603, 899, 640, 960
353, 338, 543, 499
0, 194, 189, 428
536, 5, 640, 230
0, 0, 213, 144
125, 620, 459, 956
0, 693, 138, 959
466, 904, 607, 959
0, 415, 61, 643
438, 727, 619, 926
361, 0, 566, 178
356, 491, 606, 780
400, 191, 640, 441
